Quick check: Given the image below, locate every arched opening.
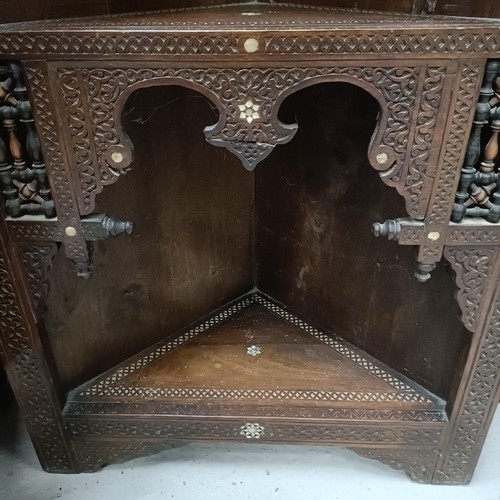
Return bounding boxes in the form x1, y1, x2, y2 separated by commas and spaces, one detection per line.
43, 81, 469, 416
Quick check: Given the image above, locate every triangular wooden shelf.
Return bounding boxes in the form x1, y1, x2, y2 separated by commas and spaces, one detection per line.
65, 293, 446, 426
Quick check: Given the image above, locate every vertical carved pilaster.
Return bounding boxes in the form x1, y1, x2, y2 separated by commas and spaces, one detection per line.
433, 252, 500, 484
23, 61, 91, 278
0, 218, 76, 472
416, 62, 482, 275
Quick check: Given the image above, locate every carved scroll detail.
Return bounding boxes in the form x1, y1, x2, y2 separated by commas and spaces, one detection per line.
58, 65, 423, 216
430, 65, 482, 227
403, 66, 447, 217
18, 243, 58, 318
443, 247, 497, 332
67, 418, 441, 445
418, 64, 481, 264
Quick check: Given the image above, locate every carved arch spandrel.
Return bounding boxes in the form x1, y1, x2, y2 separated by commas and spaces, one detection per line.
55, 64, 449, 219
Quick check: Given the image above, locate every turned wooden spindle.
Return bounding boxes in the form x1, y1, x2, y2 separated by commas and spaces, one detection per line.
0, 77, 17, 107
13, 63, 55, 218
452, 59, 500, 222
2, 107, 31, 184
0, 63, 56, 218
0, 132, 21, 217
487, 105, 500, 222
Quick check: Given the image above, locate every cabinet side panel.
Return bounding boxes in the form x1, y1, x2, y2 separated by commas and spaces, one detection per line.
256, 83, 470, 400
44, 86, 255, 391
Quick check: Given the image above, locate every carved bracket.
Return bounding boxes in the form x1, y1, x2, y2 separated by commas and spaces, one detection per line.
443, 247, 497, 332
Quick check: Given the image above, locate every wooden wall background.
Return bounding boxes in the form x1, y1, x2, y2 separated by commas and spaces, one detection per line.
1, 0, 500, 23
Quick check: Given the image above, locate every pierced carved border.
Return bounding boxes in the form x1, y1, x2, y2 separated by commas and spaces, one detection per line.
74, 293, 439, 412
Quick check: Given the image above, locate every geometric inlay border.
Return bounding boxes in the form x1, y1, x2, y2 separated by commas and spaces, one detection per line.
79, 293, 437, 405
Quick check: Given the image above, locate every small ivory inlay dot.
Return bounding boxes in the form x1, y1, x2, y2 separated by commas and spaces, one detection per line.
247, 345, 262, 357
65, 226, 77, 237
111, 151, 124, 164
427, 231, 441, 241
238, 100, 260, 123
376, 152, 389, 165
243, 37, 259, 53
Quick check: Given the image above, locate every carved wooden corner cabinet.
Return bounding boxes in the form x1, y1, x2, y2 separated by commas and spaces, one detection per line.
1, 2, 500, 485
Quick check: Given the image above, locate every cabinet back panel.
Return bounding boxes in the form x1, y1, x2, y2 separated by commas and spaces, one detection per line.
44, 86, 254, 391
256, 83, 470, 400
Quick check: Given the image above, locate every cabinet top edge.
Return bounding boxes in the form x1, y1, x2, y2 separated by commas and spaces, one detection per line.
1, 2, 499, 34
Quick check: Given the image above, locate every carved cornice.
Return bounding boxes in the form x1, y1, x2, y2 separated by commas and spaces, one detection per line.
0, 26, 499, 59
65, 401, 446, 422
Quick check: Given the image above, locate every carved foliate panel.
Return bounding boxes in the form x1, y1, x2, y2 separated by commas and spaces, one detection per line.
1, 3, 500, 59
56, 63, 448, 219
18, 243, 58, 318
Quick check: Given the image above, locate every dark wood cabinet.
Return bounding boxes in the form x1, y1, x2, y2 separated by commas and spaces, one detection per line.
0, 1, 500, 485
